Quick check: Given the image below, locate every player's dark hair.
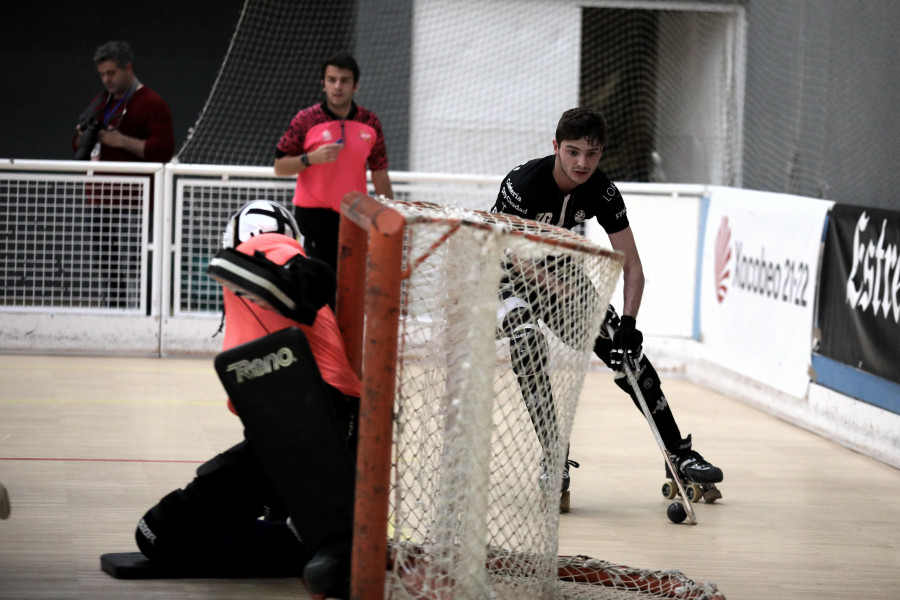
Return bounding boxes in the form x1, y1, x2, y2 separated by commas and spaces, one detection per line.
555, 107, 608, 147
93, 41, 134, 68
321, 52, 360, 83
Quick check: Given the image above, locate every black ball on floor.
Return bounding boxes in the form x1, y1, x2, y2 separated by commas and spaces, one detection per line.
667, 502, 687, 523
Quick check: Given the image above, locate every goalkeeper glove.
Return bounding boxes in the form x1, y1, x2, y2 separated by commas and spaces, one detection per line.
207, 248, 335, 325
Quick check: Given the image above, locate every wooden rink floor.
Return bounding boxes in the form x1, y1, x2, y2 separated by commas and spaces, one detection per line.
0, 353, 898, 599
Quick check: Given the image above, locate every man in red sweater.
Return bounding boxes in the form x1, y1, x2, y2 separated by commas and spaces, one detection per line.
72, 41, 174, 308
73, 40, 174, 162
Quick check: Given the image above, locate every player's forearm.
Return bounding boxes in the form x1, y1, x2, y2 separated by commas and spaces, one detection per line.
620, 268, 645, 319
607, 227, 644, 318
371, 169, 393, 199
124, 137, 146, 159
274, 154, 306, 176
101, 130, 146, 158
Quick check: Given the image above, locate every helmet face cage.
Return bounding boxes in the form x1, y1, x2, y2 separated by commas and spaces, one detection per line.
223, 200, 301, 248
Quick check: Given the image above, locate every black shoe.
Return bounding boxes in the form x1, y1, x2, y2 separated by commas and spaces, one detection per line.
303, 537, 352, 598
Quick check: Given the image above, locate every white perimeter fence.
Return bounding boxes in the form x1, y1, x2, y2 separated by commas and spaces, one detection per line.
2, 160, 897, 468
1, 161, 615, 356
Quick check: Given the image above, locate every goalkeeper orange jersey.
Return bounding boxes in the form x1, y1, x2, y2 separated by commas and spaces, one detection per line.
221, 233, 362, 410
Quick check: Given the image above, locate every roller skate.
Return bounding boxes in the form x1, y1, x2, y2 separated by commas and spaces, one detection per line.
661, 435, 723, 503
539, 457, 580, 513
560, 458, 580, 513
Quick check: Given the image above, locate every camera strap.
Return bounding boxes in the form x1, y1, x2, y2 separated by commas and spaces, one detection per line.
78, 78, 141, 125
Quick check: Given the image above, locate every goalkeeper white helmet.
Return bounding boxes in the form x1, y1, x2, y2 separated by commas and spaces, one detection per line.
223, 200, 301, 249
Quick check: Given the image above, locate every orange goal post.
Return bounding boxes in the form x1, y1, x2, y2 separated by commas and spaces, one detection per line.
335, 192, 724, 600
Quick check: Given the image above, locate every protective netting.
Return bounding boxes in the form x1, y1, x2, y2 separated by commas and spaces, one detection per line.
178, 0, 898, 209
740, 1, 899, 205
346, 199, 721, 599
175, 0, 357, 165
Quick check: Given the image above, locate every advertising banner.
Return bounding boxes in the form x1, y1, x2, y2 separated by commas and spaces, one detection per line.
817, 204, 900, 386
698, 188, 832, 398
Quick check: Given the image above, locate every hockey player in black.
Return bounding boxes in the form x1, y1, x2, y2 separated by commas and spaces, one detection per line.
491, 107, 723, 503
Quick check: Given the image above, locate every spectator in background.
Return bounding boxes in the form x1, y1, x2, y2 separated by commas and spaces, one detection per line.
274, 52, 392, 275
71, 41, 175, 308
73, 40, 174, 162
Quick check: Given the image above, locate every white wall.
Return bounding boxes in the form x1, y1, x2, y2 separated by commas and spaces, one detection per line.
410, 0, 581, 175
410, 1, 745, 185
586, 186, 703, 341
654, 10, 744, 185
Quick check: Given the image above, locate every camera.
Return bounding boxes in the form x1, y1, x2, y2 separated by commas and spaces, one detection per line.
75, 117, 104, 160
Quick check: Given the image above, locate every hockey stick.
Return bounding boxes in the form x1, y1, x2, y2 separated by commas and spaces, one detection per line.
605, 324, 697, 525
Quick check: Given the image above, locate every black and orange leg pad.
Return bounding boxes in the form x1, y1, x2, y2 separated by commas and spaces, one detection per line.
101, 328, 353, 580
214, 327, 356, 552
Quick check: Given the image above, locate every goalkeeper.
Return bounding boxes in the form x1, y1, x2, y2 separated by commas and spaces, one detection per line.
491, 107, 723, 499
133, 201, 359, 598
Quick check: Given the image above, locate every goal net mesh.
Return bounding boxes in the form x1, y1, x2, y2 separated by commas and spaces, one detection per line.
340, 196, 723, 599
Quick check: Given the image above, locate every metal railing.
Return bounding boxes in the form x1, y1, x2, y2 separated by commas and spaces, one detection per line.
0, 159, 703, 356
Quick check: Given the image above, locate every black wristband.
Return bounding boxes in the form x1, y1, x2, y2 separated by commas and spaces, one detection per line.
300, 153, 310, 167
619, 315, 636, 329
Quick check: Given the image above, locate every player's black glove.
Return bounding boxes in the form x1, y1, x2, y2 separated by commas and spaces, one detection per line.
610, 315, 643, 372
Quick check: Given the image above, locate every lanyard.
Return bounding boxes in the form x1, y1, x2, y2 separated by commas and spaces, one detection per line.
103, 78, 140, 126
103, 95, 128, 125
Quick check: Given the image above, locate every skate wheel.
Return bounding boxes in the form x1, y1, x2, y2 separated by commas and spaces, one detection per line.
686, 484, 702, 503
661, 480, 677, 500
560, 490, 570, 513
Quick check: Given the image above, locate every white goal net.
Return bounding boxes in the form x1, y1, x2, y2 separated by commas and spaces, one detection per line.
338, 195, 724, 599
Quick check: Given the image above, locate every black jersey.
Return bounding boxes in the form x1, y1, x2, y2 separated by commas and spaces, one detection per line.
491, 155, 629, 235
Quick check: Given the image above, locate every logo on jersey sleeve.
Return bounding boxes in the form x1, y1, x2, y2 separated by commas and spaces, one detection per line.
575, 210, 586, 223
602, 183, 619, 202
500, 178, 525, 214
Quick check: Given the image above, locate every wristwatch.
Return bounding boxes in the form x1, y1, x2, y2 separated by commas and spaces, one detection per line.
300, 153, 310, 167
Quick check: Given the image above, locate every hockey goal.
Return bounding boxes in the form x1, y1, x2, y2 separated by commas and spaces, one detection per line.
336, 193, 724, 600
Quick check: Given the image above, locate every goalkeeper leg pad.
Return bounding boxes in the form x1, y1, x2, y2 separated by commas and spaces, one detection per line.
214, 327, 356, 552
